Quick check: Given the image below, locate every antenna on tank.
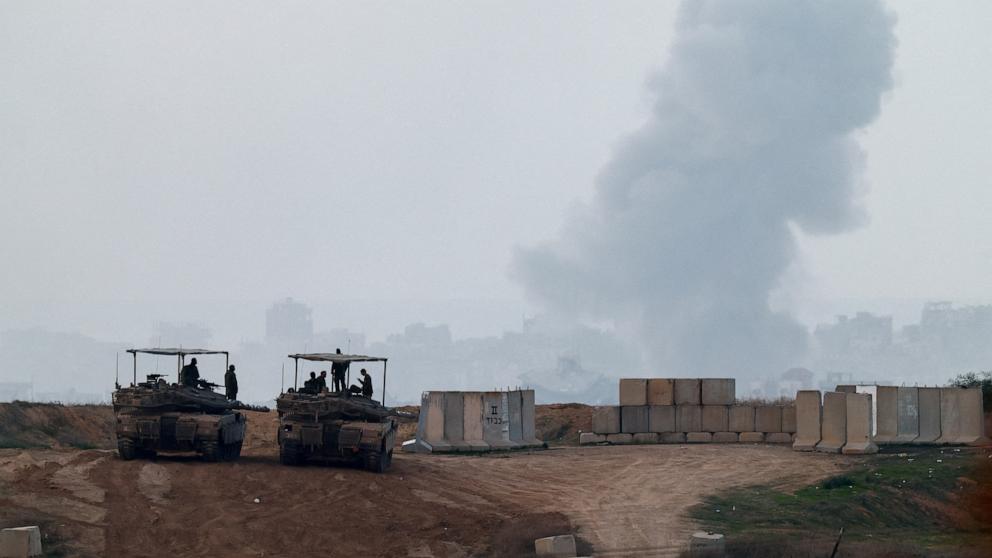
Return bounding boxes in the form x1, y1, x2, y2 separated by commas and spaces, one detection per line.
115, 352, 120, 390
281, 362, 285, 394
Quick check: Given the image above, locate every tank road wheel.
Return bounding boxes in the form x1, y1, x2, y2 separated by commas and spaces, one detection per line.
279, 444, 302, 466
117, 438, 137, 461
201, 440, 220, 462
364, 443, 388, 474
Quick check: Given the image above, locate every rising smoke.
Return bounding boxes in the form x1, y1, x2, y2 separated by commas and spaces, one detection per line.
513, 0, 896, 380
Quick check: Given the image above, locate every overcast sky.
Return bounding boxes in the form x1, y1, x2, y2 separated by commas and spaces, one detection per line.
2, 1, 990, 343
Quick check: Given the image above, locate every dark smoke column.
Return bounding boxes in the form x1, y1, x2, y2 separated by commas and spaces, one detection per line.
513, 1, 896, 381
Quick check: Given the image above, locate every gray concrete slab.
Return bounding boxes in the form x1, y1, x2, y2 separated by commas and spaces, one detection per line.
729, 405, 755, 432
676, 405, 702, 432
579, 433, 606, 445
674, 379, 701, 405
508, 390, 524, 444
739, 432, 765, 443
619, 378, 648, 406
520, 389, 542, 446
647, 379, 674, 406
592, 406, 621, 435
874, 386, 898, 444
659, 432, 686, 444
894, 387, 920, 443
482, 391, 517, 449
701, 405, 729, 433
421, 391, 451, 452
816, 392, 846, 453
633, 432, 658, 444
781, 405, 797, 434
793, 390, 821, 451
462, 392, 489, 451
935, 388, 962, 445
648, 405, 676, 433
535, 534, 577, 557
755, 406, 782, 433
843, 392, 878, 454
606, 433, 632, 445
766, 433, 793, 444
443, 392, 470, 451
957, 387, 990, 446
712, 432, 739, 443
916, 387, 942, 444
621, 406, 650, 434
686, 432, 712, 443
701, 378, 735, 405
0, 526, 42, 558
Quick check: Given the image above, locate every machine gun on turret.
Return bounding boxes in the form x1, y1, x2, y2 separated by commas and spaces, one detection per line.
196, 379, 222, 391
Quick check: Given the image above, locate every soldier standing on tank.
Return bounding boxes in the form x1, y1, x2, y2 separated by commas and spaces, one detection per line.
316, 370, 328, 392
225, 364, 239, 401
180, 358, 200, 387
331, 348, 348, 393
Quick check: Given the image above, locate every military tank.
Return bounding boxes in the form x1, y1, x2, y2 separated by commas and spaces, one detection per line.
113, 348, 268, 462
276, 353, 400, 472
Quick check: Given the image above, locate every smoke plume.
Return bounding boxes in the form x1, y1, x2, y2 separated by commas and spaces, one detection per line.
513, 0, 896, 380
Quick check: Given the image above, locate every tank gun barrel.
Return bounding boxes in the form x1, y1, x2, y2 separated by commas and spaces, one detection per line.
196, 379, 222, 390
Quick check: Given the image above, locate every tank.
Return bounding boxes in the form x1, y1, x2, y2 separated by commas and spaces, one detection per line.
276, 391, 398, 472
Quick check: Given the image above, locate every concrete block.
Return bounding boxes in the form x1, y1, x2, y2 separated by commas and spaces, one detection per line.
701, 378, 735, 405
649, 405, 676, 433
619, 378, 647, 406
935, 388, 961, 445
701, 405, 729, 433
835, 384, 857, 393
728, 405, 755, 432
535, 534, 577, 557
781, 405, 797, 433
793, 390, 821, 451
621, 406, 650, 434
659, 432, 686, 444
958, 387, 990, 446
508, 390, 524, 444
712, 432, 739, 443
755, 406, 782, 433
766, 432, 793, 444
0, 526, 42, 557
462, 393, 489, 451
443, 392, 470, 451
686, 432, 712, 443
592, 406, 621, 435
842, 392, 878, 455
579, 432, 606, 445
816, 392, 846, 453
676, 405, 702, 433
647, 379, 674, 406
633, 432, 658, 444
674, 379, 701, 405
421, 392, 451, 451
916, 387, 941, 444
894, 387, 920, 443
482, 392, 517, 449
739, 432, 765, 443
606, 433, 632, 445
874, 386, 898, 444
520, 389, 542, 446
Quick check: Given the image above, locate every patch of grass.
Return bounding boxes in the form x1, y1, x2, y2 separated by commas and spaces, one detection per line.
689, 447, 990, 554
0, 437, 45, 449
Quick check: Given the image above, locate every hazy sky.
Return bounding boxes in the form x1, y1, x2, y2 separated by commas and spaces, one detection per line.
2, 1, 991, 343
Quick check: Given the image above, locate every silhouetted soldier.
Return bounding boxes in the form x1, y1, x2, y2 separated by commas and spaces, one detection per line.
225, 364, 239, 401
304, 371, 317, 394
316, 370, 328, 392
180, 358, 200, 388
349, 368, 373, 398
331, 348, 348, 393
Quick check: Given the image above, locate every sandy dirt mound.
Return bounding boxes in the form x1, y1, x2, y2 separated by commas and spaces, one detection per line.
0, 402, 114, 449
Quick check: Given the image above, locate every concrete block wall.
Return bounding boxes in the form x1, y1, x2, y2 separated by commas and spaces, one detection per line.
584, 377, 797, 445
410, 390, 543, 453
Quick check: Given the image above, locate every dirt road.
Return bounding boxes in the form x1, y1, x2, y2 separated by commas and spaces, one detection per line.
0, 439, 846, 557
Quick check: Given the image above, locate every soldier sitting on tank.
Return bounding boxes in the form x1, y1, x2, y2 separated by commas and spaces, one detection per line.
316, 370, 328, 393
225, 364, 239, 401
180, 358, 200, 387
348, 368, 373, 398
303, 371, 317, 394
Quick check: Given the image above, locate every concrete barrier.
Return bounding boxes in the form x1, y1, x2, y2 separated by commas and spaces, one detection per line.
421, 391, 451, 452
660, 432, 686, 443
874, 386, 898, 444
729, 405, 755, 432
755, 406, 782, 433
916, 387, 941, 444
842, 392, 877, 455
739, 432, 765, 443
520, 389, 542, 447
621, 406, 650, 434
482, 391, 517, 449
712, 432, 739, 443
674, 379, 701, 405
579, 432, 605, 445
592, 406, 621, 435
816, 392, 846, 453
894, 387, 920, 443
443, 392, 470, 451
676, 405, 702, 432
686, 432, 712, 443
0, 526, 42, 558
701, 406, 729, 433
633, 433, 658, 444
607, 433, 632, 445
647, 379, 674, 406
649, 405, 676, 433
935, 388, 962, 445
766, 433, 793, 444
957, 388, 990, 446
701, 379, 735, 405
855, 385, 877, 436
782, 405, 797, 434
836, 384, 857, 393
461, 393, 489, 451
508, 390, 524, 445
535, 534, 577, 557
620, 378, 648, 406
793, 390, 821, 451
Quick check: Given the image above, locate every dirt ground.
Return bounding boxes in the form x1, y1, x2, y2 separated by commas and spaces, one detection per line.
0, 417, 849, 557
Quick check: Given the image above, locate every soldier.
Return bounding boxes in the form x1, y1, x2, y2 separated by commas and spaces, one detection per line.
225, 364, 239, 401
331, 348, 348, 393
180, 357, 200, 387
349, 368, 373, 398
316, 370, 328, 392
304, 371, 317, 393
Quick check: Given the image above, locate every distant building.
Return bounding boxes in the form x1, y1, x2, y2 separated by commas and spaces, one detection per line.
814, 312, 892, 355
265, 298, 313, 344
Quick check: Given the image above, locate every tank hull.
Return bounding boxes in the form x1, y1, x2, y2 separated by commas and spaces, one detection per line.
115, 410, 246, 462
